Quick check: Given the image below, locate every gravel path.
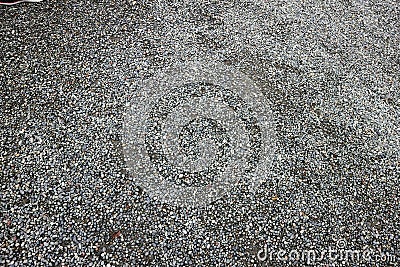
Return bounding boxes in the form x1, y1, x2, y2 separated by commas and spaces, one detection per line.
1, 1, 399, 266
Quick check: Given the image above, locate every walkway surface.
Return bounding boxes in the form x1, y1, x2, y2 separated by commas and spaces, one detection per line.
1, 1, 399, 266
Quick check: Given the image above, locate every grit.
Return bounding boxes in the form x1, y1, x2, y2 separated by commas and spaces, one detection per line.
1, 0, 399, 266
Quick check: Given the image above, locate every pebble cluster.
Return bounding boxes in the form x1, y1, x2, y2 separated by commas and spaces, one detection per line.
145, 82, 259, 187
1, 0, 399, 266
123, 61, 275, 208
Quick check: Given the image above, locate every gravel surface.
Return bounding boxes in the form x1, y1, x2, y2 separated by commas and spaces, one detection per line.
1, 0, 399, 266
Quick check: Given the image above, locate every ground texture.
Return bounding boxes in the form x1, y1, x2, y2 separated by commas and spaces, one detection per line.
1, 1, 399, 266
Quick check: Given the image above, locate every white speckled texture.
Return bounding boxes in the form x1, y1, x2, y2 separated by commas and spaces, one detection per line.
1, 0, 399, 266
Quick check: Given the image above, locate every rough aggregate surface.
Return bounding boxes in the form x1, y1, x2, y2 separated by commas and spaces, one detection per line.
1, 0, 399, 266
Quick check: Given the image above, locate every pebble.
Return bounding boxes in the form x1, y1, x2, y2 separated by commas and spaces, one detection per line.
1, 0, 399, 266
